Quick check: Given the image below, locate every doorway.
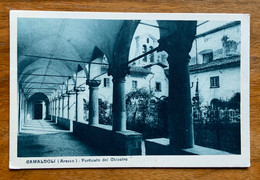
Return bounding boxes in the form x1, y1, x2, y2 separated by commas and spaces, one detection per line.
34, 102, 43, 119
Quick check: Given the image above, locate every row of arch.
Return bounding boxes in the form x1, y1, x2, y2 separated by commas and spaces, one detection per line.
18, 18, 197, 152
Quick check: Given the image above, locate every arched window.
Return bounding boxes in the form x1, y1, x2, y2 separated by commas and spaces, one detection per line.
142, 44, 147, 62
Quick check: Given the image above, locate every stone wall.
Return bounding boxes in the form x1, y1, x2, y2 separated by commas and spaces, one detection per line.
57, 117, 70, 130
194, 122, 241, 154
73, 121, 142, 155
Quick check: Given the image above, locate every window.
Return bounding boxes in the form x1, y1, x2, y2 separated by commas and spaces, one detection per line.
142, 45, 147, 62
203, 52, 213, 63
210, 76, 219, 88
104, 78, 110, 87
147, 38, 149, 43
132, 80, 137, 90
149, 46, 154, 62
155, 82, 161, 92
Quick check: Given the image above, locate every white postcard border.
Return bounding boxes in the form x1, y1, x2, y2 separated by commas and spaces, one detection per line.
9, 11, 250, 169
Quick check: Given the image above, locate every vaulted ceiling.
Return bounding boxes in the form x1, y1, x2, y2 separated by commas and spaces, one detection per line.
17, 17, 195, 99
18, 18, 140, 98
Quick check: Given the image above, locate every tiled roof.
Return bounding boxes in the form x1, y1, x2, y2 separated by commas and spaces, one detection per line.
129, 66, 151, 75
189, 55, 240, 73
101, 64, 151, 75
143, 62, 168, 68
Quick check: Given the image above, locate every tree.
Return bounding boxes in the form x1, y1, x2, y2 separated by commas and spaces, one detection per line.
126, 88, 169, 138
98, 99, 111, 125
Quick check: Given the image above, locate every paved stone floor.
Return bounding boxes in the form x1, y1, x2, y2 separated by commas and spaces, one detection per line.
18, 120, 104, 157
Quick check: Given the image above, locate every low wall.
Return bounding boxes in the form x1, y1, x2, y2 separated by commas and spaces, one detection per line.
73, 121, 142, 155
145, 138, 192, 155
45, 115, 51, 120
50, 115, 56, 122
57, 117, 70, 130
145, 138, 231, 155
51, 116, 70, 130
194, 122, 241, 154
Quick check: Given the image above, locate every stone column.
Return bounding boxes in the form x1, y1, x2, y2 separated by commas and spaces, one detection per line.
55, 98, 58, 123
167, 54, 194, 148
53, 99, 55, 120
24, 98, 27, 125
18, 92, 21, 133
59, 97, 62, 117
53, 99, 55, 121
62, 96, 65, 118
67, 94, 73, 132
76, 91, 85, 122
108, 67, 129, 132
75, 91, 78, 121
158, 21, 197, 149
49, 100, 52, 120
67, 94, 70, 119
52, 99, 55, 116
112, 77, 127, 131
88, 80, 101, 125
53, 100, 55, 119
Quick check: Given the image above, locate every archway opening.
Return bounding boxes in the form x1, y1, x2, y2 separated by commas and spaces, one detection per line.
28, 93, 49, 120
126, 20, 170, 139
34, 101, 43, 119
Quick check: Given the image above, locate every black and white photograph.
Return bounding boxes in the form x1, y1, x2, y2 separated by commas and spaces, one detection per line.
9, 11, 250, 169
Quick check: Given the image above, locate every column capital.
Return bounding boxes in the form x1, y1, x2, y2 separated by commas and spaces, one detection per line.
112, 76, 126, 84
87, 80, 101, 87
107, 65, 130, 79
74, 86, 85, 92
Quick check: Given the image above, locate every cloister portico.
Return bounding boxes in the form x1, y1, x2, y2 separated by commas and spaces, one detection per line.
18, 18, 199, 155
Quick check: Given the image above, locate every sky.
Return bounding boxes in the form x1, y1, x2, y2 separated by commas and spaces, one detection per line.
128, 20, 160, 61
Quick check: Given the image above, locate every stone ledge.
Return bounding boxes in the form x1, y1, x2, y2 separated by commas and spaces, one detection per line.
73, 121, 142, 155
54, 116, 70, 130
145, 138, 231, 155
114, 130, 143, 155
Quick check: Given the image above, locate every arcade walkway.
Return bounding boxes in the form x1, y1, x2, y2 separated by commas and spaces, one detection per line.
17, 19, 198, 155
18, 119, 104, 157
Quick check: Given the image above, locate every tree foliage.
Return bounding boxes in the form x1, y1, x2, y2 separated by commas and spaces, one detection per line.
126, 87, 168, 138
98, 99, 112, 125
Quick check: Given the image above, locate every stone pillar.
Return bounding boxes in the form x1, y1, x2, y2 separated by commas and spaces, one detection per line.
55, 98, 58, 123
76, 92, 84, 122
24, 98, 27, 124
18, 92, 21, 133
53, 98, 56, 120
59, 97, 62, 117
62, 96, 65, 118
53, 100, 55, 117
67, 94, 70, 119
88, 80, 101, 125
168, 54, 194, 148
158, 21, 197, 149
108, 67, 129, 132
75, 91, 78, 121
112, 77, 127, 131
67, 94, 73, 132
50, 100, 53, 121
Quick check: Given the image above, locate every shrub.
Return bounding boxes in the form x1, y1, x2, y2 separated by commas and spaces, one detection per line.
126, 88, 168, 138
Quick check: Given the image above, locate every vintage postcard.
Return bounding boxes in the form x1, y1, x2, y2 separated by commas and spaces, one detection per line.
9, 11, 250, 169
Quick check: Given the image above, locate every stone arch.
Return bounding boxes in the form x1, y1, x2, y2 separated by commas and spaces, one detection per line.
112, 20, 140, 67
